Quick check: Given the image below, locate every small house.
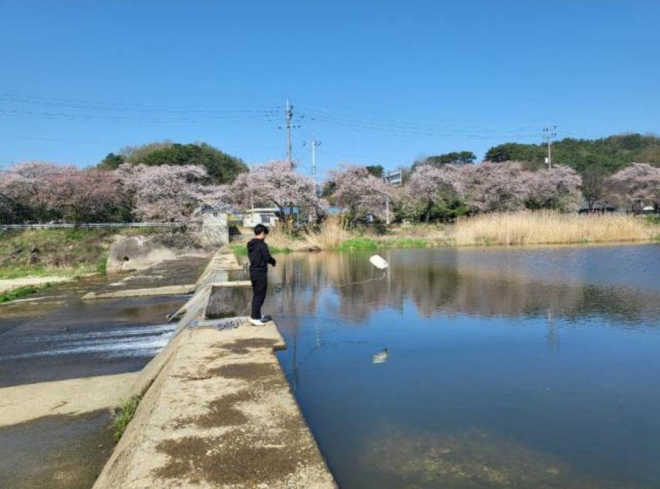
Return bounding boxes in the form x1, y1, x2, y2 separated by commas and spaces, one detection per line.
243, 208, 279, 228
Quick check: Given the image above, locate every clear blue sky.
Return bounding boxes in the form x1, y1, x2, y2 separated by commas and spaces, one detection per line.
1, 0, 658, 178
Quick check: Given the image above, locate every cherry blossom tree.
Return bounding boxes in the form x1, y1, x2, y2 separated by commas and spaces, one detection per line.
604, 163, 660, 212
405, 164, 460, 222
116, 164, 227, 224
228, 161, 324, 224
520, 165, 582, 212
49, 168, 125, 223
449, 162, 582, 214
454, 162, 528, 213
0, 162, 64, 222
327, 164, 396, 223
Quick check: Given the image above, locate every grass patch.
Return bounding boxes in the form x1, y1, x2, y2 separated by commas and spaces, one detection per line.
0, 227, 161, 279
0, 285, 39, 303
97, 253, 109, 275
113, 395, 141, 442
336, 237, 378, 250
645, 214, 660, 225
385, 237, 430, 248
230, 243, 292, 257
270, 245, 292, 254
230, 244, 248, 256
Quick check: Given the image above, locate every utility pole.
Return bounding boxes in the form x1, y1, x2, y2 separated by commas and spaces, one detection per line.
285, 100, 293, 169
543, 125, 557, 169
310, 136, 321, 189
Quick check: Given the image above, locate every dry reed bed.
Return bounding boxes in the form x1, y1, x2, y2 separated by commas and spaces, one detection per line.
450, 212, 658, 246
304, 216, 350, 249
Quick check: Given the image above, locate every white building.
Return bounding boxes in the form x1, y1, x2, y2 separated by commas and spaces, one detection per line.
243, 208, 279, 228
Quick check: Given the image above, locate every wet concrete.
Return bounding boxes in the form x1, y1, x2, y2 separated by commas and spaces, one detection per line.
98, 255, 209, 294
0, 411, 115, 489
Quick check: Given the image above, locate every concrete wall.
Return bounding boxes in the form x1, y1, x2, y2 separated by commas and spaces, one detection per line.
200, 211, 229, 248
93, 325, 336, 489
106, 236, 177, 274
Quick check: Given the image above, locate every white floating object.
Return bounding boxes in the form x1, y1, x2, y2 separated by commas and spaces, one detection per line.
372, 348, 390, 364
369, 255, 389, 270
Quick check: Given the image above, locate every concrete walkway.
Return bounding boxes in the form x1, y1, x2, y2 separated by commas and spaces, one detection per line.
93, 323, 336, 489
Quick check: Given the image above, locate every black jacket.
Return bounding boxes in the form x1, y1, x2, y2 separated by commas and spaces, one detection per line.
247, 238, 276, 272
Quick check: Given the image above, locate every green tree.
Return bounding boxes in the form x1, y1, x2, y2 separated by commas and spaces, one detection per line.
484, 133, 660, 173
582, 165, 607, 211
366, 165, 384, 178
98, 152, 126, 170
412, 151, 476, 172
99, 141, 247, 184
484, 143, 544, 163
425, 151, 476, 166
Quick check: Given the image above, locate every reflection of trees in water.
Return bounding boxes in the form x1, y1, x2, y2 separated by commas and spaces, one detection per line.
269, 253, 660, 327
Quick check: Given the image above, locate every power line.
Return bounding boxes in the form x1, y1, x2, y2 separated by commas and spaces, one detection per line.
297, 105, 543, 139
0, 133, 119, 146
0, 107, 277, 124
0, 92, 280, 114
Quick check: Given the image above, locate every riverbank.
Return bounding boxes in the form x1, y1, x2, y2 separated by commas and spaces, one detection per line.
0, 228, 154, 281
0, 227, 206, 299
238, 212, 660, 253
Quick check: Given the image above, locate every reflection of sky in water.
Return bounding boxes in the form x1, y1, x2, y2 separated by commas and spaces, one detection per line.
268, 245, 660, 489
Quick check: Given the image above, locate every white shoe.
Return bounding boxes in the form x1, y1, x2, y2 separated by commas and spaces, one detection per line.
249, 318, 266, 326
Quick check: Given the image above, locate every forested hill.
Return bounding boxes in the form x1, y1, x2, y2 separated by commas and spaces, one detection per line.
484, 133, 660, 174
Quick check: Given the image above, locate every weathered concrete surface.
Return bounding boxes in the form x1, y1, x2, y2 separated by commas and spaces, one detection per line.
82, 284, 197, 300
93, 325, 337, 489
106, 236, 178, 274
197, 250, 244, 286
206, 284, 252, 319
0, 373, 138, 427
105, 255, 209, 291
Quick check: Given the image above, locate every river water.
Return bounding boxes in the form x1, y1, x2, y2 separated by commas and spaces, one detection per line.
268, 245, 660, 489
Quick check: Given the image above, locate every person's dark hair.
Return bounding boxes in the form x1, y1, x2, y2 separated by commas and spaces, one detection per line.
254, 224, 269, 236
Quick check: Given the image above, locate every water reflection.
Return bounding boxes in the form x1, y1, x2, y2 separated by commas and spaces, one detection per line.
268, 247, 660, 327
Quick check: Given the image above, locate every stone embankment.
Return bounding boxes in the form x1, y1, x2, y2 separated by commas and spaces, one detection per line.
93, 250, 336, 489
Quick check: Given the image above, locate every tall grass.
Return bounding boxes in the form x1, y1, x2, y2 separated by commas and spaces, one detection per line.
450, 211, 659, 247
305, 216, 351, 249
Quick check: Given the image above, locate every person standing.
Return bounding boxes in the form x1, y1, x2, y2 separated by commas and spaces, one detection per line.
247, 224, 276, 326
